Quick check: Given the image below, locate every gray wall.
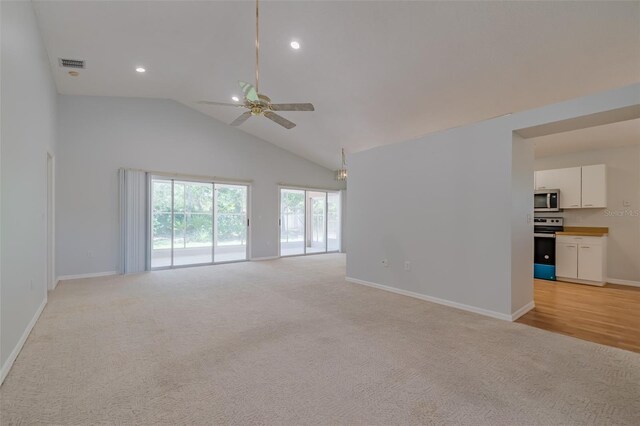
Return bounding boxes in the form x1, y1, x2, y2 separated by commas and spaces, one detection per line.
347, 117, 516, 316
1, 1, 58, 372
535, 145, 640, 282
56, 95, 343, 277
511, 134, 534, 312
347, 83, 639, 319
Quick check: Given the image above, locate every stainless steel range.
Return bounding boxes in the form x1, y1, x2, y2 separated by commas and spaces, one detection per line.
534, 217, 564, 281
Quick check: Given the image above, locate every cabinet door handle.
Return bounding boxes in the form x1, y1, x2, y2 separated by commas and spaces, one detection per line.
538, 186, 546, 189
571, 204, 579, 207
582, 246, 590, 249
584, 204, 593, 207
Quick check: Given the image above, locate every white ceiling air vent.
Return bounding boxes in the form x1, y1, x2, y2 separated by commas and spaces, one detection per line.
58, 58, 85, 69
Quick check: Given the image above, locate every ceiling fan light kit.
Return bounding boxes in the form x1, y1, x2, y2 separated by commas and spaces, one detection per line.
336, 148, 348, 181
197, 0, 314, 129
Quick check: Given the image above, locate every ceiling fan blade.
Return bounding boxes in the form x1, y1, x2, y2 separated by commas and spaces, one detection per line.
239, 81, 259, 102
230, 111, 252, 126
264, 111, 296, 129
270, 103, 315, 112
197, 100, 243, 107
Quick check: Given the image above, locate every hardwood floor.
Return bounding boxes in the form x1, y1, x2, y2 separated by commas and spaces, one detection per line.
517, 279, 640, 353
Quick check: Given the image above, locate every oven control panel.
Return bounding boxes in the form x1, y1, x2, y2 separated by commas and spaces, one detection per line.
534, 217, 563, 226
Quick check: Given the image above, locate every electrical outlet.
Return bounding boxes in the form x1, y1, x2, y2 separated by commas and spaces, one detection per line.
404, 261, 411, 271
381, 259, 389, 268
623, 200, 631, 207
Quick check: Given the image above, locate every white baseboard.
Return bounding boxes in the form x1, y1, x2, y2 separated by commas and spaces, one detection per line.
510, 301, 535, 321
56, 270, 118, 282
607, 277, 640, 288
345, 277, 513, 321
1, 297, 47, 385
250, 256, 279, 261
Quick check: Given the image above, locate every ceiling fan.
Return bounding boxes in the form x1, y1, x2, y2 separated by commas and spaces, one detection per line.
197, 0, 314, 129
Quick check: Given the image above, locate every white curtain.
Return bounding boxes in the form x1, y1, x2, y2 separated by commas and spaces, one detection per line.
119, 169, 147, 274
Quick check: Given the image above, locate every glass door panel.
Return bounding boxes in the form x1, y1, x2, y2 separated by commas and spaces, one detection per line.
306, 191, 327, 254
173, 181, 213, 266
327, 191, 341, 252
280, 189, 305, 256
214, 184, 248, 262
151, 179, 173, 268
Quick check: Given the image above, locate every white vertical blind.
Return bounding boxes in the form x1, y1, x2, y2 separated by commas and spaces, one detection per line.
119, 169, 147, 274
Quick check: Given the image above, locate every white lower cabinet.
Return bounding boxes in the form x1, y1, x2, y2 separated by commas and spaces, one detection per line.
556, 235, 607, 285
577, 244, 603, 282
556, 243, 578, 279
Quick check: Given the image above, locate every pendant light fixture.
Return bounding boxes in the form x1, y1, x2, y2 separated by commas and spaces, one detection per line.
336, 148, 348, 181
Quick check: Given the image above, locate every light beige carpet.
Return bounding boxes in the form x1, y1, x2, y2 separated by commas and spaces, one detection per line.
1, 254, 639, 425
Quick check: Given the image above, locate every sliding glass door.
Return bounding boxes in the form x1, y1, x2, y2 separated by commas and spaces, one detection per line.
151, 179, 173, 268
214, 184, 248, 262
280, 189, 305, 256
306, 191, 327, 254
327, 191, 341, 252
173, 180, 213, 266
150, 176, 249, 269
279, 187, 341, 257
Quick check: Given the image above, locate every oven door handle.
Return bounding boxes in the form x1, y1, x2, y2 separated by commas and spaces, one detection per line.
534, 233, 556, 238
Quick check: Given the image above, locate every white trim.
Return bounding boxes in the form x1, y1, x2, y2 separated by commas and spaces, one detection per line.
250, 256, 279, 261
1, 298, 47, 385
607, 277, 640, 288
557, 277, 605, 287
345, 277, 513, 321
510, 301, 535, 321
56, 271, 118, 282
134, 168, 253, 185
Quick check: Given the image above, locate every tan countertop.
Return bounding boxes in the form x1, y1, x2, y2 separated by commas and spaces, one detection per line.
556, 226, 608, 237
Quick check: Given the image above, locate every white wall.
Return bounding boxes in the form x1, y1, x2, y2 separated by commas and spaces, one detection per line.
535, 145, 640, 283
511, 134, 534, 313
347, 117, 516, 317
1, 1, 58, 378
56, 95, 343, 277
347, 83, 640, 320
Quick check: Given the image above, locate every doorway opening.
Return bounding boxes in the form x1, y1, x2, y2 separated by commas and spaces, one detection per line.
512, 101, 640, 352
279, 187, 341, 257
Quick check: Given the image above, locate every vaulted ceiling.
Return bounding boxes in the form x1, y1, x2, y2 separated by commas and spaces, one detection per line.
33, 1, 640, 169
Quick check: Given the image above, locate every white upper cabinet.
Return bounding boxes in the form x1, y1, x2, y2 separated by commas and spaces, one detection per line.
534, 164, 607, 209
535, 167, 581, 209
581, 164, 607, 208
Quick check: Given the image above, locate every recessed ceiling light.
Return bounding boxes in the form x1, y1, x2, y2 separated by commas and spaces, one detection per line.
135, 67, 146, 73
231, 96, 240, 102
290, 41, 300, 50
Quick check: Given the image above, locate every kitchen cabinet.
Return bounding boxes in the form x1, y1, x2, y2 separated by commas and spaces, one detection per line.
535, 167, 581, 209
577, 244, 604, 282
534, 164, 607, 209
556, 242, 578, 279
581, 164, 607, 208
556, 235, 607, 285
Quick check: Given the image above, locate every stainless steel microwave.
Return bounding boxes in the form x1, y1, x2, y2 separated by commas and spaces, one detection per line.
534, 189, 560, 212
